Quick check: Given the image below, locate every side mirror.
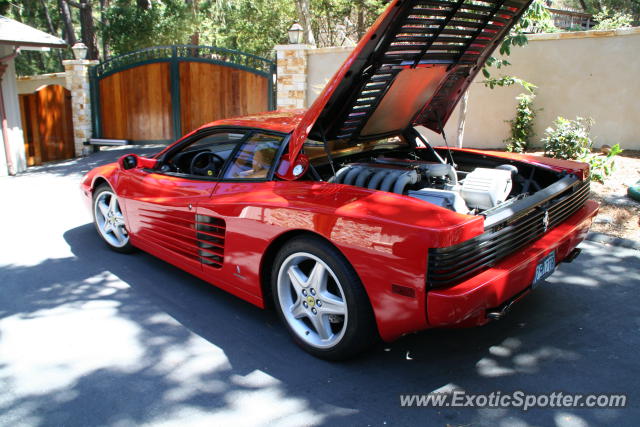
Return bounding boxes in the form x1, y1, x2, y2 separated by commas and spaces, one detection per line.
118, 154, 158, 170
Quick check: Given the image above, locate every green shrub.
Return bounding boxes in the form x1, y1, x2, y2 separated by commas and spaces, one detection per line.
584, 144, 623, 183
505, 93, 537, 153
542, 117, 594, 160
542, 116, 622, 183
593, 8, 633, 30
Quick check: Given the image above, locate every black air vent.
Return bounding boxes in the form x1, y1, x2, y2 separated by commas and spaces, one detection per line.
196, 214, 226, 268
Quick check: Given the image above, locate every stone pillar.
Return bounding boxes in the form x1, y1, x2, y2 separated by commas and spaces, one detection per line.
275, 44, 312, 109
63, 59, 98, 156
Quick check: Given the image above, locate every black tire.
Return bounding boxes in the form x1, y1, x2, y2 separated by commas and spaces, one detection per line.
92, 184, 135, 254
271, 235, 378, 360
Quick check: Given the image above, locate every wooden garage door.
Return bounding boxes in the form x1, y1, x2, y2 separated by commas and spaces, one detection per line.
179, 62, 269, 135
91, 45, 275, 143
19, 84, 74, 166
98, 62, 173, 141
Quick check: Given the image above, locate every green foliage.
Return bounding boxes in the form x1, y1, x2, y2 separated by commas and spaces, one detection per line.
585, 144, 622, 183
593, 7, 633, 30
484, 76, 537, 93
542, 117, 594, 160
308, 0, 388, 46
2, 0, 73, 75
505, 93, 537, 153
564, 0, 640, 24
103, 0, 197, 56
542, 116, 623, 183
197, 0, 294, 58
482, 0, 554, 92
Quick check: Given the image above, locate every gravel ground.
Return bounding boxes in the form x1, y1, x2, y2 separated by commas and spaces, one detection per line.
588, 150, 640, 242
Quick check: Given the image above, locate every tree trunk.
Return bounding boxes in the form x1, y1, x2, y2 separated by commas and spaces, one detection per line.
67, 0, 99, 59
80, 0, 99, 59
39, 0, 64, 68
136, 0, 151, 10
295, 0, 315, 45
99, 0, 110, 60
356, 0, 366, 39
577, 0, 589, 12
58, 0, 77, 46
457, 90, 469, 148
187, 0, 200, 53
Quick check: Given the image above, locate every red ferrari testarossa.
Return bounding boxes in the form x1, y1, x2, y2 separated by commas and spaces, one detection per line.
82, 0, 598, 359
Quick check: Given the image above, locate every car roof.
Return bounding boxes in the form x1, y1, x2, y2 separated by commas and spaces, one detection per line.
197, 109, 307, 134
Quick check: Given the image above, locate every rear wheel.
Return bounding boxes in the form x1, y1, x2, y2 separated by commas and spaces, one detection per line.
92, 184, 134, 253
272, 236, 377, 360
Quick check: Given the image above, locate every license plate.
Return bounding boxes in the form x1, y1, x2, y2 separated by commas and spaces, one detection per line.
533, 251, 556, 288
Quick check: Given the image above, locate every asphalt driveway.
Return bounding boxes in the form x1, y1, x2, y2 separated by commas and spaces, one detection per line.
1, 147, 639, 427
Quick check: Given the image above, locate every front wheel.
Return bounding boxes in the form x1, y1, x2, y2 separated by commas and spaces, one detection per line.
92, 184, 134, 253
272, 236, 377, 360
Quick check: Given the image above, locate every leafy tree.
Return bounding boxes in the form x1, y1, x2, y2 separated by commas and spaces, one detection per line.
482, 0, 554, 92
2, 0, 74, 74
458, 0, 552, 147
307, 0, 388, 47
102, 0, 196, 56
564, 0, 640, 22
592, 7, 634, 29
197, 0, 294, 58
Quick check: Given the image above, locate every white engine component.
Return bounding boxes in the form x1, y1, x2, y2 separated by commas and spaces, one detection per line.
408, 188, 469, 214
461, 168, 513, 210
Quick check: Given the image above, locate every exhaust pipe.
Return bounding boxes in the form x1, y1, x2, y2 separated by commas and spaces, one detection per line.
485, 290, 528, 321
486, 300, 516, 321
563, 248, 582, 263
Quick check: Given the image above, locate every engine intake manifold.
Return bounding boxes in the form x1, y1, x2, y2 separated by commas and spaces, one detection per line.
331, 164, 420, 194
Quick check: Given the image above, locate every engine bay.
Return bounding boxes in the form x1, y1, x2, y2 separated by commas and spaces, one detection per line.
309, 143, 564, 216
330, 157, 517, 214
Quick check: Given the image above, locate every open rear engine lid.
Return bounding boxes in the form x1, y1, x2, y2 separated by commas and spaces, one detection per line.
289, 0, 533, 161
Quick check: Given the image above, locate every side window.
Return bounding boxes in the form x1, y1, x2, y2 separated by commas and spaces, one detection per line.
224, 133, 284, 179
162, 131, 247, 176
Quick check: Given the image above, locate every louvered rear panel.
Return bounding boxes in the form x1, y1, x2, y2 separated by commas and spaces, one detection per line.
137, 207, 226, 268
332, 0, 530, 140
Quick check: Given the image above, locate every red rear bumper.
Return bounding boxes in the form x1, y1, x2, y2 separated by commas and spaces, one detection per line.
426, 200, 599, 327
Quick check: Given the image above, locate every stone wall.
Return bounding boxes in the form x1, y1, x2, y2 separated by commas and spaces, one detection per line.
63, 59, 98, 156
275, 45, 312, 110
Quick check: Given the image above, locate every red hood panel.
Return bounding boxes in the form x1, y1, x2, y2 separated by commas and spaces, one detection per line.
289, 0, 532, 161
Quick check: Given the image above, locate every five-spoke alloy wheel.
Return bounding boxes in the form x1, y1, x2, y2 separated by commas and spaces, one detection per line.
272, 236, 377, 360
93, 184, 134, 253
277, 252, 348, 349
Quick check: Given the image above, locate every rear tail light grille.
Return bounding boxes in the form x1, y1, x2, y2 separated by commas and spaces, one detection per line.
427, 179, 590, 288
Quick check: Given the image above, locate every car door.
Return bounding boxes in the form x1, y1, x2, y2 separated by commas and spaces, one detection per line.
118, 129, 248, 273
196, 131, 287, 295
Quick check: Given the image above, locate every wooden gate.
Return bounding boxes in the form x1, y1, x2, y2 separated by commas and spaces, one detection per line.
90, 45, 276, 144
19, 84, 75, 166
